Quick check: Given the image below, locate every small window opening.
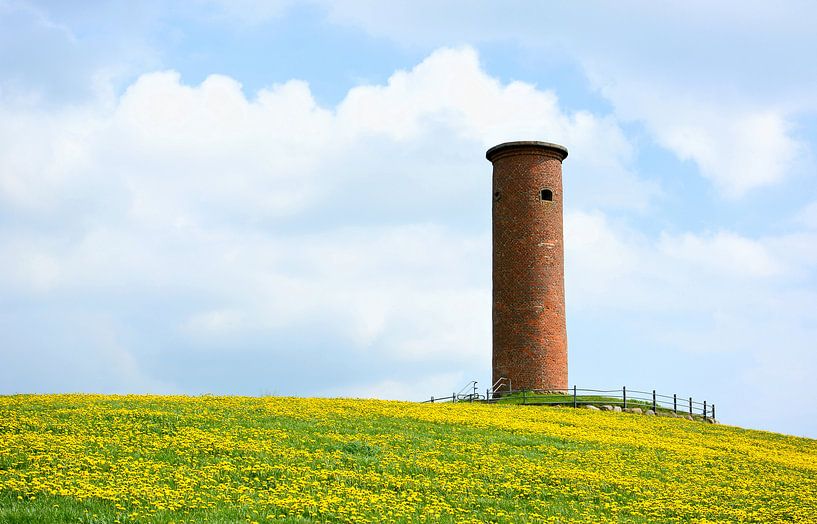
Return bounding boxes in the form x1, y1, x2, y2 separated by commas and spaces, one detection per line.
540, 189, 553, 201
493, 190, 502, 202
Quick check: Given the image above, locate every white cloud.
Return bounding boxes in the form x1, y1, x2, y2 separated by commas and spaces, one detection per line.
566, 213, 797, 313
564, 208, 817, 436
599, 81, 804, 197
1, 47, 650, 228
796, 200, 817, 229
321, 371, 467, 402
318, 2, 815, 197
1, 46, 634, 397
335, 47, 654, 210
564, 210, 639, 305
337, 47, 566, 145
658, 231, 782, 278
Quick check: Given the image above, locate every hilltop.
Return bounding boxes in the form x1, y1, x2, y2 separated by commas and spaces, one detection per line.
1, 395, 815, 523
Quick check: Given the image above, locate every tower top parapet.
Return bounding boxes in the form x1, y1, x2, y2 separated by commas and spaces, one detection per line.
485, 141, 568, 162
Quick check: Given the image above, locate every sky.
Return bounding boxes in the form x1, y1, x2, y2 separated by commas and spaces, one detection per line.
1, 1, 816, 438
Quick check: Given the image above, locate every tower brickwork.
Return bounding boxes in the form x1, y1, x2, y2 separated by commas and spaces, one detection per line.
487, 141, 569, 392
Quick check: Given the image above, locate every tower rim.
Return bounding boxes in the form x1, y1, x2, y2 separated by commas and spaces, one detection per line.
486, 141, 569, 162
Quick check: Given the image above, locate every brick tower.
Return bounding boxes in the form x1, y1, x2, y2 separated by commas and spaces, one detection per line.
486, 141, 569, 393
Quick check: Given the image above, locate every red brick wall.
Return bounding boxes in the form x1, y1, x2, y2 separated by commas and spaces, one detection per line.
487, 141, 568, 392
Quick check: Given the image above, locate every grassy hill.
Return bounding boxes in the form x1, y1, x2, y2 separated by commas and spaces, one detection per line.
1, 395, 815, 523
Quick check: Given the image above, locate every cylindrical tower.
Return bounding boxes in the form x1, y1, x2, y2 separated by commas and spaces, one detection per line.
486, 140, 568, 393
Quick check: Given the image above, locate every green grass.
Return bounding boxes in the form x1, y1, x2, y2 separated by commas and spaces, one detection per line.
492, 392, 623, 405
491, 392, 707, 419
0, 395, 815, 523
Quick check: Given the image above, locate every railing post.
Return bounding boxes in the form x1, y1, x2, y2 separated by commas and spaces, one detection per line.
703, 400, 707, 421
623, 386, 626, 409
486, 388, 490, 401
522, 390, 527, 405
689, 397, 692, 416
712, 404, 716, 420
573, 385, 577, 408
652, 390, 656, 413
673, 394, 677, 414
431, 396, 434, 403
453, 392, 456, 403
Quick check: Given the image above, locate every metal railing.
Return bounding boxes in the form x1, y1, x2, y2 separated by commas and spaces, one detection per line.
423, 382, 716, 421
491, 376, 511, 394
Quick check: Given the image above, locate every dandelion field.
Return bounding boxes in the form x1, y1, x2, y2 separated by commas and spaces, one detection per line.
1, 395, 815, 523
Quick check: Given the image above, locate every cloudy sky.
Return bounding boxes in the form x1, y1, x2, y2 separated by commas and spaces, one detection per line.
2, 1, 816, 438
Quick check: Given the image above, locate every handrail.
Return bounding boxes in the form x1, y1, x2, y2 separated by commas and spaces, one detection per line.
423, 385, 716, 420
491, 377, 511, 393
421, 394, 456, 404
458, 380, 478, 396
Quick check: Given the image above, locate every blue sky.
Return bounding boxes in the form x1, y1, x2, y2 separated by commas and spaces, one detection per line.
1, 1, 816, 438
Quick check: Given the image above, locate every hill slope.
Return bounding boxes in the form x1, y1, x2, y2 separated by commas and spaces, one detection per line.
1, 395, 815, 523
